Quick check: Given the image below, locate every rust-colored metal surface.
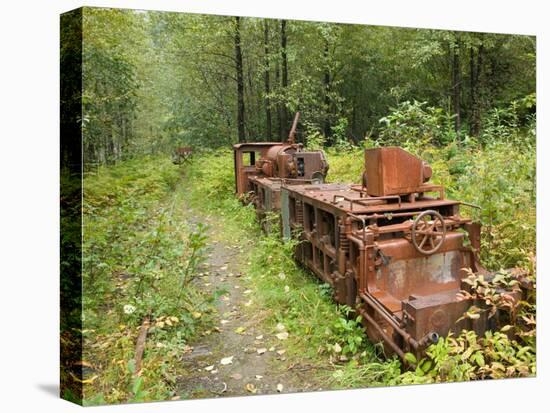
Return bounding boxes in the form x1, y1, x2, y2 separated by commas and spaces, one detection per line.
364, 147, 434, 197
233, 113, 329, 219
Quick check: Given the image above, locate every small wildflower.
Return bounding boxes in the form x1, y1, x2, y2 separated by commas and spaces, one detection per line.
123, 304, 136, 314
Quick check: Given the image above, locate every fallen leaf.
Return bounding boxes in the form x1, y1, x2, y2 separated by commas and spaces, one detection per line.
277, 383, 284, 392
204, 365, 214, 371
70, 373, 98, 384
276, 332, 289, 340
73, 361, 94, 369
246, 383, 257, 394
235, 326, 246, 334
192, 312, 202, 319
220, 356, 234, 365
257, 348, 267, 355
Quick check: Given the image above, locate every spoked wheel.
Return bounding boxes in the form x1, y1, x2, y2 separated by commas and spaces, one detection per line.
411, 210, 447, 255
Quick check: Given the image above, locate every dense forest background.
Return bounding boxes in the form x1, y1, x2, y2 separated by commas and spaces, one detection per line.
65, 8, 535, 166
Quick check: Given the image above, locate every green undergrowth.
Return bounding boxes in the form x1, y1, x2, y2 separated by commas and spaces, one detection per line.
80, 157, 217, 405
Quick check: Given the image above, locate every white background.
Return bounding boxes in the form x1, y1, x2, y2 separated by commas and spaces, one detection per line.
0, 0, 547, 411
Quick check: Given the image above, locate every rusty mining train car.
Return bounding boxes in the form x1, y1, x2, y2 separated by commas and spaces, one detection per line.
233, 142, 517, 359
234, 113, 329, 227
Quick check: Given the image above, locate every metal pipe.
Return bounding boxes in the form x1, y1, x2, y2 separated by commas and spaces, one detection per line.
347, 213, 368, 242
287, 112, 300, 144
460, 201, 482, 210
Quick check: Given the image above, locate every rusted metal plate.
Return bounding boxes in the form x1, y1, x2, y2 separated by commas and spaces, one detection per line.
365, 147, 433, 196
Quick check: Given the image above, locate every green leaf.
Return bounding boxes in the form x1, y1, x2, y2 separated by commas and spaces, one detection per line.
132, 376, 143, 395
404, 352, 417, 365
127, 359, 136, 374
474, 352, 485, 367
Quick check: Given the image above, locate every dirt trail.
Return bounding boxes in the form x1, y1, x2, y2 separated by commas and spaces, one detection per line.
176, 207, 318, 399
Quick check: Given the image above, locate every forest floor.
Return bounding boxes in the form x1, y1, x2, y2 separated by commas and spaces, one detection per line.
175, 201, 324, 399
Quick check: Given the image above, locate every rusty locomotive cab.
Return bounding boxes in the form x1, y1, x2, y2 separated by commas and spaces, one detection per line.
280, 146, 506, 359
233, 113, 329, 223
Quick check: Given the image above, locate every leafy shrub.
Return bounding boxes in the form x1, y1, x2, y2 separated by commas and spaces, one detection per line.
378, 100, 456, 147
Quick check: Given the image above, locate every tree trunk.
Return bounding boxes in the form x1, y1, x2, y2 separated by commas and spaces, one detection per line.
469, 42, 483, 137
264, 20, 272, 140
323, 38, 331, 142
234, 16, 246, 142
280, 19, 289, 139
275, 58, 282, 139
451, 39, 461, 135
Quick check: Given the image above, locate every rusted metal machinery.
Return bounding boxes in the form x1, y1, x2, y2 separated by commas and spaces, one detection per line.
172, 146, 193, 164
279, 147, 504, 359
233, 113, 329, 223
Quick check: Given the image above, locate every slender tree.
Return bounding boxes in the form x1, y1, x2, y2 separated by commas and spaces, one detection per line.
323, 37, 331, 140
469, 39, 484, 137
280, 19, 289, 139
234, 16, 246, 142
451, 35, 462, 134
263, 20, 272, 140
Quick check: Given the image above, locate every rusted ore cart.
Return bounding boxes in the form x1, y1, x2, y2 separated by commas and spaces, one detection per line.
172, 146, 193, 164
233, 113, 329, 225
234, 140, 525, 359
280, 147, 502, 358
